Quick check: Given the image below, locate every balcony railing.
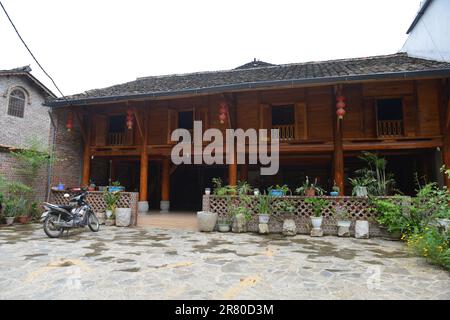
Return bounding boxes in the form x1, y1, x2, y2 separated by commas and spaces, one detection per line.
272, 124, 295, 141
377, 120, 403, 137
108, 132, 125, 145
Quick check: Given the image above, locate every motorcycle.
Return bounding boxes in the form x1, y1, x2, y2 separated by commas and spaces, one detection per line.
41, 189, 100, 238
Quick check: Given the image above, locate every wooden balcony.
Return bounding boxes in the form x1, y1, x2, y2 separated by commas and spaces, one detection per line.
377, 120, 403, 138
273, 124, 295, 141
108, 132, 125, 146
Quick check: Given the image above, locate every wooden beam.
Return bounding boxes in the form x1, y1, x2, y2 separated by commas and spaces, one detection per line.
333, 86, 344, 195
139, 111, 149, 202
132, 106, 145, 141
161, 158, 170, 201
81, 116, 92, 187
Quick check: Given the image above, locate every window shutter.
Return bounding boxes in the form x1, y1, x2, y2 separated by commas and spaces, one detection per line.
167, 109, 178, 144
402, 96, 417, 137
295, 102, 308, 140
94, 115, 107, 146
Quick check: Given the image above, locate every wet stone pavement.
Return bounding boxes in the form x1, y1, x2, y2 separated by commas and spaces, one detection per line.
0, 224, 449, 300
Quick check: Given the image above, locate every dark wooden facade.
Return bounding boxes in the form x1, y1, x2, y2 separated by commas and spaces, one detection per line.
52, 76, 450, 211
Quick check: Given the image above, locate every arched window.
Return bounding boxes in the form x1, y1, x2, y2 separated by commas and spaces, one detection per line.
7, 89, 26, 118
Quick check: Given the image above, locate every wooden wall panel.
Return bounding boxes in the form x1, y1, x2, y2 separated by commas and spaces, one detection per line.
295, 102, 308, 140
93, 114, 107, 146
363, 81, 414, 97
306, 87, 333, 141
148, 102, 169, 145
417, 79, 441, 136
403, 95, 418, 137
260, 88, 305, 104
236, 92, 259, 130
342, 84, 363, 139
362, 98, 376, 138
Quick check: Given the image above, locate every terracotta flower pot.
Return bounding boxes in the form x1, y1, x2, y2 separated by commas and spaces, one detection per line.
305, 188, 316, 197
17, 216, 30, 224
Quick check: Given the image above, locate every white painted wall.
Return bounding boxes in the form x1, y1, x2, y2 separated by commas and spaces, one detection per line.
401, 0, 450, 62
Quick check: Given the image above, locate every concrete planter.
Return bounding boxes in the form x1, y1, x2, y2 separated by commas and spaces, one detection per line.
258, 214, 270, 224
138, 201, 149, 213
337, 220, 351, 237
6, 217, 14, 226
115, 208, 132, 227
105, 219, 115, 226
96, 212, 106, 225
218, 224, 231, 232
197, 211, 218, 232
355, 220, 369, 239
310, 216, 323, 229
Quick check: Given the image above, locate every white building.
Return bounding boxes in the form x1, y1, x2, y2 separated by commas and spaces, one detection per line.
401, 0, 450, 62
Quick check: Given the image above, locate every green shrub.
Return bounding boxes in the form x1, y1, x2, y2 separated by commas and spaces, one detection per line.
407, 228, 450, 271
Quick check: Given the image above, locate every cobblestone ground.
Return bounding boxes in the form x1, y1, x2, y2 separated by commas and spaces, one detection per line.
0, 224, 449, 300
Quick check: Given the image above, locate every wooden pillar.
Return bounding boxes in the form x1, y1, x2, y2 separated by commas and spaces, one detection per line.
228, 150, 238, 186
161, 158, 170, 201
81, 116, 91, 187
139, 112, 149, 202
333, 89, 345, 195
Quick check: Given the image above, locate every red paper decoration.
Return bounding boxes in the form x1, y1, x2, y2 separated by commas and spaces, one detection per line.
219, 102, 228, 124
66, 112, 73, 131
126, 109, 134, 130
336, 94, 346, 120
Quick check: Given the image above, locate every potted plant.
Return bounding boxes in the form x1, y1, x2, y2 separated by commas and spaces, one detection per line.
212, 178, 235, 196
217, 217, 232, 232
330, 181, 340, 197
4, 199, 16, 226
88, 180, 96, 191
296, 176, 324, 197
370, 197, 405, 239
335, 205, 351, 228
275, 198, 296, 218
305, 198, 329, 229
15, 197, 30, 224
256, 194, 272, 224
109, 181, 125, 193
104, 189, 120, 226
197, 210, 218, 232
348, 177, 373, 197
268, 184, 290, 197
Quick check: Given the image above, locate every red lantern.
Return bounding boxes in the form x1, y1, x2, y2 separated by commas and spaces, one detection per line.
126, 109, 133, 130
219, 102, 228, 124
66, 112, 73, 131
336, 94, 346, 120
336, 108, 346, 119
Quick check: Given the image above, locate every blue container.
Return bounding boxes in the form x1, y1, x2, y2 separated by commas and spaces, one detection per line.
269, 189, 285, 197
57, 183, 65, 191
330, 191, 339, 197
109, 186, 125, 193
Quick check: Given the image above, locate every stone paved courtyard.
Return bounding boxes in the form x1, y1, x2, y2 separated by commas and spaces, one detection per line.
0, 224, 449, 300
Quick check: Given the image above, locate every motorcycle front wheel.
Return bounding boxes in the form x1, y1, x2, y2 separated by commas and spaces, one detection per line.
88, 212, 100, 232
43, 214, 64, 238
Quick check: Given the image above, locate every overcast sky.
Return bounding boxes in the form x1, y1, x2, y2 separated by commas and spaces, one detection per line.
0, 0, 422, 97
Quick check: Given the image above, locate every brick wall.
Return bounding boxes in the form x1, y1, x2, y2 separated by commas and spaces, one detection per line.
50, 109, 83, 189
0, 75, 52, 202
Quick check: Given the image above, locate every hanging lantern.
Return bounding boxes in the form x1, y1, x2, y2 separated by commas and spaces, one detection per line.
336, 94, 346, 120
66, 112, 73, 131
126, 109, 134, 130
218, 102, 228, 124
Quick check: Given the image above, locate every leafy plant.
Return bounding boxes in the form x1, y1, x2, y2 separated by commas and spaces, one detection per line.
212, 178, 235, 196
348, 176, 375, 195
237, 180, 252, 195
111, 181, 122, 187
354, 152, 395, 196
305, 198, 330, 218
274, 198, 296, 214
407, 227, 450, 271
414, 182, 449, 220
331, 181, 340, 193
104, 189, 121, 212
256, 194, 273, 216
11, 137, 57, 180
227, 195, 252, 221
334, 205, 350, 221
295, 176, 324, 196
370, 197, 407, 233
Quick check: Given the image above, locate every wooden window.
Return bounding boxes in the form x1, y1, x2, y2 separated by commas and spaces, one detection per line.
178, 110, 194, 130
7, 89, 26, 118
271, 104, 295, 141
108, 115, 126, 145
376, 98, 404, 137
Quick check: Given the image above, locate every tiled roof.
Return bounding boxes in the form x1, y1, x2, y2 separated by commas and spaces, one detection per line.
47, 53, 450, 106
0, 65, 56, 98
